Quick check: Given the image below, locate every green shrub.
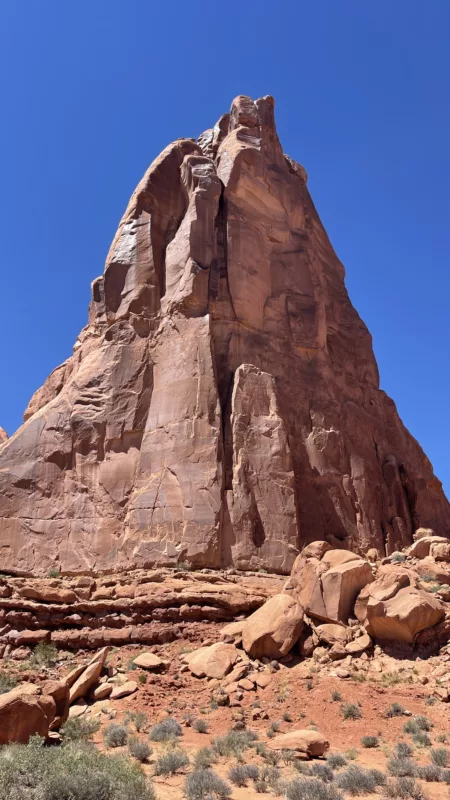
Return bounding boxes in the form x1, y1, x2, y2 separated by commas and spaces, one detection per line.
387, 758, 416, 778
413, 732, 431, 748
383, 777, 428, 800
154, 748, 189, 776
327, 754, 347, 770
430, 747, 449, 767
311, 763, 334, 782
0, 737, 156, 800
60, 717, 100, 742
184, 769, 231, 799
212, 729, 257, 759
255, 779, 269, 793
47, 567, 60, 578
391, 553, 406, 562
128, 737, 152, 763
30, 641, 58, 667
417, 765, 442, 782
396, 743, 413, 758
441, 769, 450, 783
283, 711, 292, 722
0, 673, 18, 694
103, 724, 128, 748
404, 716, 433, 735
284, 777, 344, 800
193, 718, 208, 734
194, 746, 217, 770
228, 765, 250, 787
341, 703, 361, 720
361, 735, 378, 748
149, 716, 182, 741
336, 766, 385, 795
330, 690, 342, 702
124, 711, 148, 733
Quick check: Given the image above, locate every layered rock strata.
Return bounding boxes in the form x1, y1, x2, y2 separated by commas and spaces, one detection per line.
0, 94, 449, 575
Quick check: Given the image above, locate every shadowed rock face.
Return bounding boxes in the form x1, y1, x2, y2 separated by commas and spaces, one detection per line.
1, 94, 449, 576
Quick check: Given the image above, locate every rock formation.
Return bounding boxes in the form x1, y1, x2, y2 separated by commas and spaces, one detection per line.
0, 94, 449, 576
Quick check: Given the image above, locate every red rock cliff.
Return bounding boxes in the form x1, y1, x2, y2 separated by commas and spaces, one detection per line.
1, 95, 448, 575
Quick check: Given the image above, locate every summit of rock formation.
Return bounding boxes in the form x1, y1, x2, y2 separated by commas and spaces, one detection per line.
1, 94, 449, 576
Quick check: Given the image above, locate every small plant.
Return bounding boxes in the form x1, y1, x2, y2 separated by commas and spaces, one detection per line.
383, 777, 427, 800
306, 679, 314, 691
103, 723, 128, 748
327, 754, 347, 769
388, 758, 416, 778
194, 746, 217, 770
430, 748, 449, 767
255, 779, 269, 793
404, 716, 433, 734
311, 763, 335, 783
341, 703, 361, 720
138, 673, 147, 684
283, 711, 292, 722
331, 690, 342, 702
391, 553, 406, 562
228, 764, 252, 787
154, 748, 189, 776
387, 703, 407, 718
351, 673, 367, 683
124, 711, 148, 733
346, 749, 359, 760
413, 732, 431, 748
30, 641, 58, 667
184, 768, 231, 800
396, 743, 413, 758
441, 769, 450, 784
128, 736, 152, 762
421, 574, 435, 583
47, 566, 61, 578
417, 765, 442, 782
149, 716, 182, 741
424, 696, 436, 706
284, 777, 344, 800
437, 734, 447, 743
361, 735, 379, 748
193, 718, 208, 734
0, 673, 18, 694
337, 766, 385, 795
212, 729, 258, 760
60, 716, 100, 742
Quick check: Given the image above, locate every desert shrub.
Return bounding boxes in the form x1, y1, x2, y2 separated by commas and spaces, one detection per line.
413, 732, 431, 748
30, 641, 58, 667
283, 711, 292, 722
404, 716, 433, 734
60, 716, 100, 742
441, 769, 450, 784
128, 737, 152, 763
294, 763, 313, 775
0, 737, 156, 800
417, 765, 442, 782
245, 765, 259, 780
154, 748, 189, 776
212, 729, 257, 759
184, 768, 231, 800
396, 743, 413, 758
341, 703, 361, 720
391, 553, 406, 562
255, 780, 269, 793
421, 575, 435, 583
47, 567, 61, 578
336, 766, 384, 795
387, 703, 407, 718
330, 690, 342, 702
361, 735, 379, 748
387, 758, 416, 778
193, 718, 208, 734
149, 716, 182, 742
124, 711, 148, 733
103, 724, 128, 748
194, 746, 217, 770
138, 673, 147, 685
383, 777, 428, 800
311, 763, 335, 783
430, 747, 449, 767
425, 697, 436, 706
228, 765, 250, 787
281, 749, 297, 765
327, 754, 347, 770
0, 673, 18, 694
346, 749, 359, 760
284, 777, 344, 800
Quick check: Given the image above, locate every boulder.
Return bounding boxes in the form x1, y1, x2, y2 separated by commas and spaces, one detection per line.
268, 729, 329, 757
242, 594, 304, 658
132, 652, 165, 671
408, 536, 450, 560
345, 632, 372, 655
110, 680, 138, 699
0, 688, 56, 744
355, 567, 412, 621
220, 621, 246, 640
431, 543, 450, 562
358, 586, 444, 643
19, 581, 77, 604
41, 680, 70, 730
185, 643, 240, 679
69, 646, 109, 704
415, 560, 450, 585
315, 623, 350, 646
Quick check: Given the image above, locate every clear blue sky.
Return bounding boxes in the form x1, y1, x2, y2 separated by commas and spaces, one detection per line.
1, 2, 449, 497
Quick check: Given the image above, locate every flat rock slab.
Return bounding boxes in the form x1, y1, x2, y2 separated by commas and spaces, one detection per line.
185, 643, 240, 679
110, 681, 138, 700
132, 652, 165, 670
269, 729, 329, 757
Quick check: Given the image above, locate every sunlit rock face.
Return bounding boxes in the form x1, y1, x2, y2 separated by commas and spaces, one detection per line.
1, 95, 448, 576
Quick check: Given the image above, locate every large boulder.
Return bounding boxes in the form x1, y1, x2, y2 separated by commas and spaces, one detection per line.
408, 536, 450, 560
0, 687, 56, 744
184, 643, 240, 679
41, 680, 70, 730
286, 547, 374, 624
268, 729, 329, 757
356, 580, 444, 643
68, 646, 109, 704
242, 594, 304, 658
